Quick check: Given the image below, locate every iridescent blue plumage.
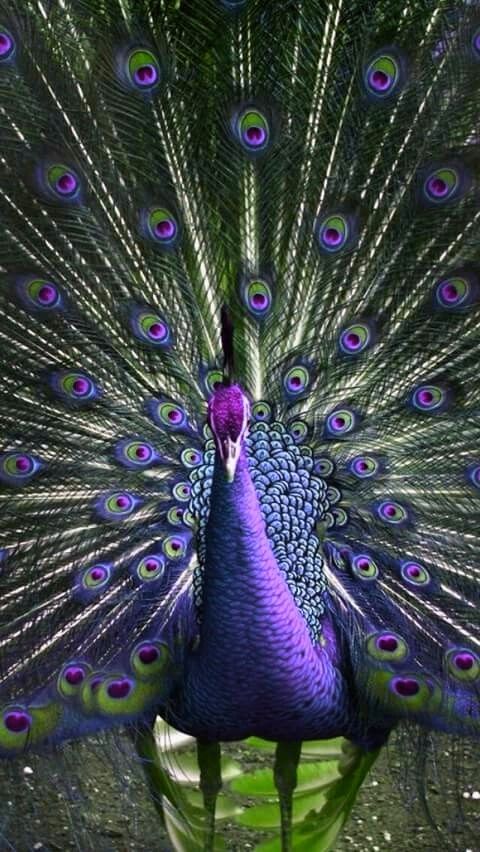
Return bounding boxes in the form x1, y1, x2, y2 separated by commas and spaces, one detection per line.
0, 0, 479, 849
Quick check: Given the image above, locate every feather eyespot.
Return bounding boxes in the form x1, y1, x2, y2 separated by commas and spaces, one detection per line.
367, 632, 409, 663
127, 48, 161, 91
0, 452, 42, 486
376, 500, 408, 525
242, 277, 273, 318
203, 369, 224, 397
180, 448, 203, 468
316, 211, 359, 255
130, 641, 170, 680
49, 370, 100, 405
172, 482, 191, 502
234, 107, 270, 153
15, 276, 63, 312
114, 438, 159, 469
252, 401, 272, 422
81, 563, 112, 593
135, 554, 165, 582
289, 420, 309, 443
167, 506, 184, 526
94, 491, 140, 521
434, 270, 478, 309
390, 675, 422, 698
401, 561, 430, 586
424, 168, 458, 203
419, 159, 471, 207
2, 708, 31, 735
163, 535, 187, 559
325, 407, 357, 437
446, 648, 479, 682
0, 29, 15, 62
58, 663, 91, 698
352, 554, 378, 580
283, 365, 311, 398
148, 399, 188, 430
314, 457, 335, 477
128, 305, 172, 347
349, 455, 380, 478
410, 383, 449, 413
140, 206, 179, 248
339, 321, 373, 355
466, 462, 480, 489
363, 48, 407, 100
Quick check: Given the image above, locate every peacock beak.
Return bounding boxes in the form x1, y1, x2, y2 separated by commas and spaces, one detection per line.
221, 437, 241, 483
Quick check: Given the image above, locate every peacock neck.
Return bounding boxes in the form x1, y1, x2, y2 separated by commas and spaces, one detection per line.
179, 446, 351, 742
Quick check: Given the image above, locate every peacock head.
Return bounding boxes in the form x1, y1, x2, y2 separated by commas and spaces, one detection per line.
208, 384, 250, 483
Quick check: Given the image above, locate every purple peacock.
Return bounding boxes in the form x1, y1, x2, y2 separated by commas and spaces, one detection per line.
0, 0, 479, 848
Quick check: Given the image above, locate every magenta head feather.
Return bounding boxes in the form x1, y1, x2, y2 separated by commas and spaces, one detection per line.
208, 384, 250, 482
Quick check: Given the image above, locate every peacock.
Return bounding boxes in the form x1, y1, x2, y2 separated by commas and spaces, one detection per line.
0, 0, 479, 849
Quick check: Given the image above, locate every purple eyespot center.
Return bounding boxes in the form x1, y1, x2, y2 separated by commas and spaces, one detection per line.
377, 635, 399, 653
56, 172, 77, 195
252, 292, 268, 308
134, 64, 158, 86
116, 495, 130, 509
72, 377, 90, 395
369, 69, 391, 91
355, 460, 368, 472
65, 666, 86, 686
440, 282, 459, 303
154, 219, 176, 239
4, 710, 31, 733
357, 558, 371, 572
0, 32, 13, 57
135, 445, 150, 460
38, 284, 57, 305
167, 408, 182, 423
170, 540, 181, 552
289, 376, 302, 389
145, 559, 159, 572
393, 677, 420, 697
90, 677, 103, 692
138, 645, 159, 665
344, 332, 361, 349
148, 322, 167, 339
15, 455, 31, 473
427, 176, 448, 198
244, 125, 266, 147
332, 415, 345, 430
453, 652, 475, 671
90, 566, 107, 583
383, 503, 397, 517
107, 679, 132, 699
323, 227, 342, 246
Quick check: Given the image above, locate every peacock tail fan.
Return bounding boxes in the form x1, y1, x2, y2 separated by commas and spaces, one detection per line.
0, 0, 479, 849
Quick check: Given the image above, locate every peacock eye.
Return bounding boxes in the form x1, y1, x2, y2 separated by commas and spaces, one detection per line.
136, 553, 165, 582
204, 369, 224, 396
95, 490, 139, 521
127, 48, 161, 91
115, 438, 156, 468
167, 506, 184, 525
411, 383, 446, 412
46, 164, 80, 199
318, 214, 348, 252
0, 29, 15, 62
339, 322, 372, 354
466, 463, 480, 489
377, 500, 408, 524
435, 275, 471, 309
58, 662, 90, 698
150, 400, 187, 430
364, 53, 401, 98
330, 507, 348, 527
172, 482, 191, 502
181, 509, 195, 528
243, 278, 273, 318
237, 109, 270, 151
423, 167, 459, 203
130, 641, 170, 679
325, 407, 355, 436
252, 401, 272, 422
143, 207, 179, 247
314, 457, 335, 477
283, 365, 310, 397
50, 370, 99, 404
446, 648, 479, 682
17, 277, 62, 311
349, 455, 379, 478
2, 707, 31, 736
289, 420, 308, 442
180, 448, 203, 468
401, 560, 430, 586
352, 554, 378, 580
163, 535, 186, 559
82, 563, 111, 591
367, 632, 409, 662
0, 452, 42, 486
129, 306, 171, 347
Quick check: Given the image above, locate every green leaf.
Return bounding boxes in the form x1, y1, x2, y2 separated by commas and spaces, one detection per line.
185, 790, 245, 820
235, 789, 327, 830
155, 719, 196, 752
165, 751, 243, 785
230, 760, 340, 796
301, 738, 346, 760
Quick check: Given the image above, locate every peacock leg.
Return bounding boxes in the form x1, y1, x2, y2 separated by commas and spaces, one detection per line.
273, 740, 303, 852
196, 739, 222, 852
